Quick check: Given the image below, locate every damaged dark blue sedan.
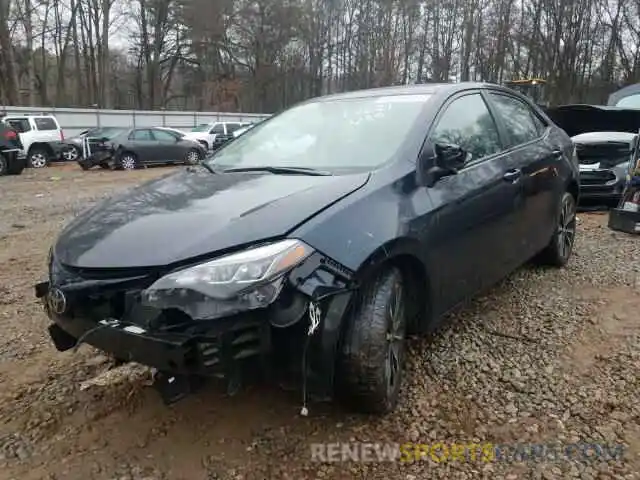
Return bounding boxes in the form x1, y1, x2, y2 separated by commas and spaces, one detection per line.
35, 83, 579, 414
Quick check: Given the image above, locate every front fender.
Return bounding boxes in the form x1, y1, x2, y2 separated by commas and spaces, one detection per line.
287, 174, 436, 397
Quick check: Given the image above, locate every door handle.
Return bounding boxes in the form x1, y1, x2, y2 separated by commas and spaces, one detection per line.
503, 169, 522, 183
552, 149, 563, 159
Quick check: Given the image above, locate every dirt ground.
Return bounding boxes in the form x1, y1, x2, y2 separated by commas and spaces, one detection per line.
0, 164, 639, 480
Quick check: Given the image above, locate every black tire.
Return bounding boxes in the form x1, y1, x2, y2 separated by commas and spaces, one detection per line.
118, 152, 138, 170
7, 156, 26, 175
338, 266, 408, 414
0, 153, 7, 176
1, 152, 26, 175
534, 191, 577, 267
184, 148, 202, 165
27, 147, 49, 168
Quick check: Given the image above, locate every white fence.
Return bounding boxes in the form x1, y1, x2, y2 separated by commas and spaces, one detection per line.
0, 106, 271, 137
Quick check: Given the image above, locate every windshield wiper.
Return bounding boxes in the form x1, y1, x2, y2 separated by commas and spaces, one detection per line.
199, 162, 220, 174
222, 166, 332, 176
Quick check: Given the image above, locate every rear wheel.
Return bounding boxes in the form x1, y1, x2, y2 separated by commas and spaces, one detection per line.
0, 153, 7, 175
534, 191, 577, 267
338, 266, 408, 414
62, 145, 80, 162
28, 147, 49, 168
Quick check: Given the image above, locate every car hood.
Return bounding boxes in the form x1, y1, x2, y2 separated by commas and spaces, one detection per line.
546, 104, 640, 137
54, 167, 370, 269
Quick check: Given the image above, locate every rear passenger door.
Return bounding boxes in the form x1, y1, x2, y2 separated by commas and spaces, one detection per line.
425, 92, 522, 313
486, 92, 559, 258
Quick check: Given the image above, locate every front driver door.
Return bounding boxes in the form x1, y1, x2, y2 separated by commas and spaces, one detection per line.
423, 92, 522, 314
150, 129, 183, 161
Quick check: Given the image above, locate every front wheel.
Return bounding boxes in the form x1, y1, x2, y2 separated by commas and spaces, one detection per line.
534, 191, 577, 267
338, 266, 408, 414
184, 148, 202, 165
118, 152, 138, 170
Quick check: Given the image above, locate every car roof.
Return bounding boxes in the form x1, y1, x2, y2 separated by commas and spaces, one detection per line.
308, 82, 506, 103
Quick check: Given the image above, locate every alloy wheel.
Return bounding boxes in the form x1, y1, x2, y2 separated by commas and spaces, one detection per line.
557, 194, 576, 260
186, 150, 200, 164
121, 155, 136, 170
62, 147, 79, 161
30, 153, 47, 168
385, 279, 406, 396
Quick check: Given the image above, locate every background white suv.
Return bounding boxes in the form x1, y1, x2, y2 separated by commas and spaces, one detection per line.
0, 114, 66, 168
183, 121, 250, 151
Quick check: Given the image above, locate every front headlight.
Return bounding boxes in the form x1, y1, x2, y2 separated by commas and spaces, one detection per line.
140, 239, 314, 320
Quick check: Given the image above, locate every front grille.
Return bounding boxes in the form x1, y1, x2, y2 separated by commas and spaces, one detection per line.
61, 263, 157, 281
580, 170, 616, 186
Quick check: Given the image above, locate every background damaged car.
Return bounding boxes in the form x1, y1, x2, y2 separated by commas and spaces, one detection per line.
546, 104, 640, 207
35, 83, 579, 415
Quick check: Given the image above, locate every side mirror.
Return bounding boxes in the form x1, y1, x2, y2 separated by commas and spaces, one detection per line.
417, 142, 470, 187
434, 143, 469, 172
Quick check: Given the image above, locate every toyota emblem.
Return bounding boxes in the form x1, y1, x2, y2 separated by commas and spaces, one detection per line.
48, 288, 67, 315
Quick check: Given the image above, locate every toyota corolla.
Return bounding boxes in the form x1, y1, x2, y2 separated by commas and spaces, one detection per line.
35, 83, 579, 414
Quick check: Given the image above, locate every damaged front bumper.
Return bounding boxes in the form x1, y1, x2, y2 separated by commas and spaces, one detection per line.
35, 244, 355, 404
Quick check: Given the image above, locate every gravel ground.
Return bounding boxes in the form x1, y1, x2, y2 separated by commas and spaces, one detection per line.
0, 165, 639, 480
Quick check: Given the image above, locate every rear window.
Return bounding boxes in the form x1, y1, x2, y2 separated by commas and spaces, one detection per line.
5, 118, 31, 133
33, 117, 58, 130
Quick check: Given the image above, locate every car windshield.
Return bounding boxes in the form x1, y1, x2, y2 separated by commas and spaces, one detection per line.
192, 124, 211, 132
206, 94, 431, 172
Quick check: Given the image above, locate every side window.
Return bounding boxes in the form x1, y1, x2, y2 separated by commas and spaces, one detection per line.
209, 124, 225, 135
489, 93, 540, 146
225, 123, 241, 133
531, 113, 547, 136
130, 129, 153, 140
430, 93, 502, 162
33, 117, 58, 130
152, 129, 177, 141
5, 118, 31, 133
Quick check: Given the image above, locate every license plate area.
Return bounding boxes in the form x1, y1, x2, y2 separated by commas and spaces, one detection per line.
89, 319, 193, 371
